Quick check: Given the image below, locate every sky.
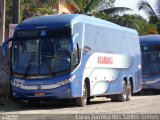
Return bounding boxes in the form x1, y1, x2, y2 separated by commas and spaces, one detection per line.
115, 0, 156, 19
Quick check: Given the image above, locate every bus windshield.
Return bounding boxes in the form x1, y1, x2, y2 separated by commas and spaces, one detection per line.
142, 45, 160, 77
12, 30, 71, 78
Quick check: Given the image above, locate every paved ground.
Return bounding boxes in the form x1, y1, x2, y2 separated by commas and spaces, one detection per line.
0, 91, 160, 120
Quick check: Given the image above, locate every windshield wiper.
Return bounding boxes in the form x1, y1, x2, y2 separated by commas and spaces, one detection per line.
23, 54, 35, 78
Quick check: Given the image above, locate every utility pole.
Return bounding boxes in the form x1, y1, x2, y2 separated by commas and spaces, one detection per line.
0, 0, 6, 45
12, 0, 20, 23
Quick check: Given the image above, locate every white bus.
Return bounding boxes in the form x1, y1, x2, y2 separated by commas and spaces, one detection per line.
3, 14, 142, 107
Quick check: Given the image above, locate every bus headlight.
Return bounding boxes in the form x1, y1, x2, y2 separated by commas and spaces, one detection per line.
12, 82, 23, 88
12, 79, 25, 88
57, 75, 76, 86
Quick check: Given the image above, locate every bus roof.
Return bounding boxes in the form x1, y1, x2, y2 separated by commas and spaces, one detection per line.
16, 14, 136, 34
140, 35, 160, 45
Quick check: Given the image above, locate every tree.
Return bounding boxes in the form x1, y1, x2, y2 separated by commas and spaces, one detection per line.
73, 0, 132, 15
20, 0, 61, 20
138, 0, 160, 33
138, 0, 160, 25
5, 0, 12, 33
138, 0, 157, 16
7, 0, 74, 22
5, 0, 72, 35
99, 14, 158, 35
99, 7, 132, 15
73, 0, 103, 14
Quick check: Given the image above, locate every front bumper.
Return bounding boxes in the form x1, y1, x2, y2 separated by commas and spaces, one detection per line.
11, 83, 73, 100
142, 80, 160, 90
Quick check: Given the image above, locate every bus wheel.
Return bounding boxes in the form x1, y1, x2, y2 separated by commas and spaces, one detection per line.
76, 82, 88, 107
126, 81, 132, 101
117, 81, 127, 102
110, 95, 118, 102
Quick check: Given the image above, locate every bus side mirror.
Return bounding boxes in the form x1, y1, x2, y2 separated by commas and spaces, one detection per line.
2, 38, 13, 56
84, 46, 91, 55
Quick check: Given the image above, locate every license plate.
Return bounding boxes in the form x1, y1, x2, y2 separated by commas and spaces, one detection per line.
35, 92, 45, 96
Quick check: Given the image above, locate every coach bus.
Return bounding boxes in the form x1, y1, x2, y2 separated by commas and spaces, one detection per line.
140, 35, 160, 93
2, 14, 141, 107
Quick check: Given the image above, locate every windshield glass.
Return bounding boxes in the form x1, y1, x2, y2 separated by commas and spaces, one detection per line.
12, 30, 71, 78
142, 45, 160, 76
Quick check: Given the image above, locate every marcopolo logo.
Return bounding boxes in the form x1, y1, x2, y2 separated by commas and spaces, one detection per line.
37, 85, 42, 90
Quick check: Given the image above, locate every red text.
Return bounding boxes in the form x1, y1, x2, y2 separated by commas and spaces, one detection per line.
97, 56, 113, 64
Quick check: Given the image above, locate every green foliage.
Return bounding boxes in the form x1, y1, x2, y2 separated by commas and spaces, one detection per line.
20, 0, 59, 20
138, 0, 160, 20
100, 7, 132, 15
110, 14, 158, 35
138, 0, 160, 34
73, 0, 102, 14
138, 0, 156, 17
73, 0, 115, 14
131, 19, 157, 35
117, 15, 157, 35
149, 16, 159, 24
92, 13, 158, 35
6, 0, 12, 31
5, 0, 116, 27
5, 0, 60, 28
5, 0, 158, 36
92, 12, 109, 20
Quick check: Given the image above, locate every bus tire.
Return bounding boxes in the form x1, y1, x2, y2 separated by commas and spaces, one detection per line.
126, 81, 132, 101
117, 81, 127, 102
76, 82, 88, 107
110, 95, 118, 102
87, 97, 90, 104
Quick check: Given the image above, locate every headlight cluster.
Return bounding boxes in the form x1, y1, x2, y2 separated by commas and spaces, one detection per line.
12, 82, 23, 87
11, 75, 76, 89
11, 79, 25, 88
56, 75, 76, 86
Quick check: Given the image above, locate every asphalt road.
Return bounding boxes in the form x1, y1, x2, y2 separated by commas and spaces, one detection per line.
0, 91, 160, 120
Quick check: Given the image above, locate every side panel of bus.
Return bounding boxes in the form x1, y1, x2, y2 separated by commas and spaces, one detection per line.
81, 23, 141, 96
